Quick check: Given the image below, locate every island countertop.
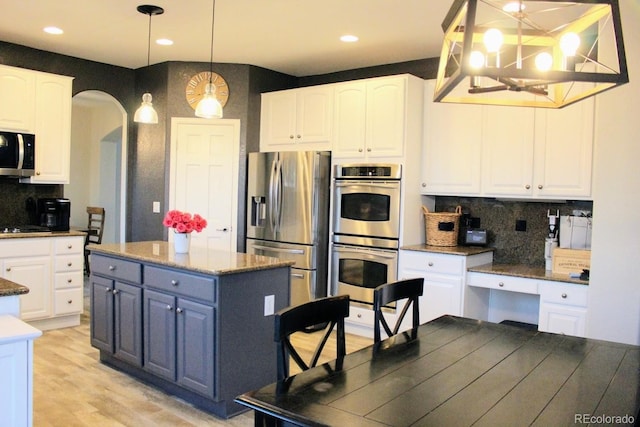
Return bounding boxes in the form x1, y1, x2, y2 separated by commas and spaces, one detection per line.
0, 278, 29, 297
0, 230, 86, 240
87, 240, 295, 276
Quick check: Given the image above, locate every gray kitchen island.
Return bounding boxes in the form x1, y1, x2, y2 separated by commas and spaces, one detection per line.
87, 241, 293, 418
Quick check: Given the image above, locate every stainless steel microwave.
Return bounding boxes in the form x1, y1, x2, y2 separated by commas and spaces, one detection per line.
0, 131, 35, 177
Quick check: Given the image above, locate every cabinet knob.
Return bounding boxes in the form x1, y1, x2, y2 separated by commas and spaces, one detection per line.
67, 262, 73, 267
105, 287, 111, 292
289, 135, 294, 139
36, 172, 41, 176
109, 265, 116, 271
296, 134, 301, 139
428, 262, 434, 267
176, 308, 184, 314
561, 293, 567, 299
358, 148, 363, 152
498, 282, 505, 287
525, 185, 531, 190
67, 279, 73, 283
166, 305, 173, 311
367, 148, 371, 152
357, 313, 362, 318
5, 268, 10, 272
67, 244, 73, 249
112, 289, 119, 295
538, 184, 543, 189
171, 279, 179, 286
67, 299, 73, 304
422, 183, 427, 187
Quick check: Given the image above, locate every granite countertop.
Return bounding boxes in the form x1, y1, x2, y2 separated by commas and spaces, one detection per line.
401, 244, 495, 256
0, 278, 29, 297
88, 241, 295, 276
0, 230, 86, 239
468, 263, 589, 286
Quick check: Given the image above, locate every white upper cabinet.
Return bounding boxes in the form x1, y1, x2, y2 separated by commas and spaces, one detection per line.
422, 80, 595, 200
481, 105, 536, 197
421, 80, 483, 195
333, 75, 410, 161
260, 85, 333, 152
0, 65, 36, 132
22, 72, 73, 184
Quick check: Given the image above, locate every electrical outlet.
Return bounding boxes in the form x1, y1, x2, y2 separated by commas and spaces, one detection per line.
264, 295, 275, 316
516, 219, 527, 232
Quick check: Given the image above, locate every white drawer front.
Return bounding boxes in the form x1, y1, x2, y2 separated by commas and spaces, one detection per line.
54, 288, 83, 315
467, 272, 538, 294
55, 255, 83, 272
55, 271, 83, 289
0, 238, 51, 257
539, 282, 588, 307
400, 250, 464, 275
54, 237, 84, 255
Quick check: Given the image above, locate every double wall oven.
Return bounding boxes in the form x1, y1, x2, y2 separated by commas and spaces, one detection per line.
331, 164, 402, 306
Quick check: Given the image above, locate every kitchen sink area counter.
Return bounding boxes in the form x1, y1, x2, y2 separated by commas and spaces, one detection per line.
87, 240, 292, 419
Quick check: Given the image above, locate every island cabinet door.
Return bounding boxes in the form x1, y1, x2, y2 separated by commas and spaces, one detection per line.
90, 276, 114, 352
143, 289, 177, 381
113, 282, 143, 367
176, 298, 215, 399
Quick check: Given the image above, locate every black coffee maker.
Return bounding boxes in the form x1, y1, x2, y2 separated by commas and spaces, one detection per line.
37, 198, 70, 231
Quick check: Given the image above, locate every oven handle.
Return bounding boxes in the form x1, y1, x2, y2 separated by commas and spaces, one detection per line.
332, 244, 397, 259
334, 181, 399, 189
251, 244, 305, 255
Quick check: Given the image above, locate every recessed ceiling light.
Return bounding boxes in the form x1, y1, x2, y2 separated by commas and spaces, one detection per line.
156, 38, 173, 46
43, 26, 64, 35
340, 35, 358, 43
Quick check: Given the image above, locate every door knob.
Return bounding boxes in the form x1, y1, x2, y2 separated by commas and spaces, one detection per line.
216, 227, 228, 232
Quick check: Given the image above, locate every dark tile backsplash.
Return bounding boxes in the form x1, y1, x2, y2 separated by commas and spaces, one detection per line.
435, 196, 593, 267
0, 180, 62, 225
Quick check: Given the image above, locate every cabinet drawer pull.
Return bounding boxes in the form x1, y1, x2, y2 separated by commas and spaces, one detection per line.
67, 299, 73, 304
109, 265, 116, 271
176, 308, 184, 314
67, 279, 73, 283
357, 313, 362, 318
6, 268, 10, 272
358, 148, 363, 152
289, 135, 294, 139
428, 262, 434, 267
105, 287, 111, 292
112, 289, 119, 295
367, 148, 371, 152
296, 134, 301, 139
561, 293, 567, 299
498, 282, 505, 287
525, 184, 531, 189
166, 305, 173, 311
67, 262, 73, 267
538, 184, 543, 189
171, 279, 179, 286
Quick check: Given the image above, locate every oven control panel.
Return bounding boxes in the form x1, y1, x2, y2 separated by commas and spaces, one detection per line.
335, 164, 401, 179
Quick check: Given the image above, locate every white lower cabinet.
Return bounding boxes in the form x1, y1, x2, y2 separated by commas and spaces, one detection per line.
398, 249, 494, 324
0, 236, 84, 330
0, 315, 41, 427
538, 281, 588, 337
466, 271, 588, 338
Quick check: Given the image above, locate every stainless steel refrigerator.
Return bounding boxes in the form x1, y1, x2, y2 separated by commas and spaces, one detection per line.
246, 151, 331, 308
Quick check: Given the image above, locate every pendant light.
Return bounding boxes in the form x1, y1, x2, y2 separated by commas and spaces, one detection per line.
134, 5, 164, 124
195, 0, 223, 119
434, 0, 628, 109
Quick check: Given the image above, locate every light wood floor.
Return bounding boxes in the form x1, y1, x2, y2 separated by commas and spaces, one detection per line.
32, 286, 371, 426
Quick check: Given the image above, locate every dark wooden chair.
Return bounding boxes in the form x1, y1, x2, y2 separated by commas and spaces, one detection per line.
84, 206, 105, 275
373, 278, 424, 343
274, 294, 350, 381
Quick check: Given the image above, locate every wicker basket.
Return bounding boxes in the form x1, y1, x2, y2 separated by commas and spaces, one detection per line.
422, 205, 462, 247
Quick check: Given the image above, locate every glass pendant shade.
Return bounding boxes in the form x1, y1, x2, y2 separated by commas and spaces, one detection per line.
134, 92, 158, 124
195, 83, 223, 119
434, 0, 629, 108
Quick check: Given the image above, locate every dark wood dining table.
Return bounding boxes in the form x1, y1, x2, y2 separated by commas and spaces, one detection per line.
236, 315, 640, 426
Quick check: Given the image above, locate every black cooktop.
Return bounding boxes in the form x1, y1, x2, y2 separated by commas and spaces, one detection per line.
0, 225, 52, 234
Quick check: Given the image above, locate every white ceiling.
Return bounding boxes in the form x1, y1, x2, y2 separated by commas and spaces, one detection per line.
0, 0, 453, 77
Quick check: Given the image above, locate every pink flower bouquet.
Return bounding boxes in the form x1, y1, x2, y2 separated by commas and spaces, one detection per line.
163, 210, 207, 233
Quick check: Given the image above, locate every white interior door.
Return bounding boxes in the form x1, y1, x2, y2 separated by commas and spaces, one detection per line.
170, 118, 240, 252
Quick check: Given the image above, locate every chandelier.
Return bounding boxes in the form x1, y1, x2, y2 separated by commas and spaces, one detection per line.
434, 0, 628, 108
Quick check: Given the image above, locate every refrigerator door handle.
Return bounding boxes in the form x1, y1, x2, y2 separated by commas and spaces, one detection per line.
251, 244, 305, 255
268, 157, 278, 232
274, 158, 283, 233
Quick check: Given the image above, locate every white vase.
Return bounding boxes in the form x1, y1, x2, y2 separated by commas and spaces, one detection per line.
174, 232, 191, 253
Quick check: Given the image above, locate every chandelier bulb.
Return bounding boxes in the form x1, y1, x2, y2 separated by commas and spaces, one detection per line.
560, 32, 580, 57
